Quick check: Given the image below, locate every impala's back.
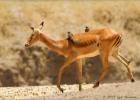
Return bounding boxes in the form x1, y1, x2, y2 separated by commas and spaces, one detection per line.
65, 28, 122, 59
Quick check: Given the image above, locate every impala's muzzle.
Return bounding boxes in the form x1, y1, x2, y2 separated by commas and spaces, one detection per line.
25, 43, 30, 47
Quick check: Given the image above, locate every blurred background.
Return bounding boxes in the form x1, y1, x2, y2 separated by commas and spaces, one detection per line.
0, 0, 140, 87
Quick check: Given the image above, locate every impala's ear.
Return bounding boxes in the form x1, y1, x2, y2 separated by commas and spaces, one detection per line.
40, 21, 44, 30
30, 26, 34, 31
28, 23, 34, 31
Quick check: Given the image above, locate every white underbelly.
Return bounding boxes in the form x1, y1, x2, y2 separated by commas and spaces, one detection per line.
77, 50, 100, 59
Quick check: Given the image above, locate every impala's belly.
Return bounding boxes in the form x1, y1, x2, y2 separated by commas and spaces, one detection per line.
77, 50, 100, 59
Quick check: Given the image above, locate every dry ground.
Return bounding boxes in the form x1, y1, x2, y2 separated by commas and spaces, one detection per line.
0, 81, 140, 100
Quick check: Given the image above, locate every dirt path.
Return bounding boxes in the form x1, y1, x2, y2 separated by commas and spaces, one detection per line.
0, 81, 140, 100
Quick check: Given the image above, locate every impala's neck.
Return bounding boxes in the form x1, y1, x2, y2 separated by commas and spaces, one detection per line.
39, 33, 63, 55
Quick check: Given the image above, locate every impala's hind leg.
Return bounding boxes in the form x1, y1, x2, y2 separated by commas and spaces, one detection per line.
93, 52, 109, 88
76, 59, 83, 91
113, 52, 135, 82
119, 54, 132, 66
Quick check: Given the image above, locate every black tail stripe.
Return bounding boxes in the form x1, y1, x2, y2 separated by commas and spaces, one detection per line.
112, 36, 120, 47
116, 37, 122, 47
112, 35, 121, 47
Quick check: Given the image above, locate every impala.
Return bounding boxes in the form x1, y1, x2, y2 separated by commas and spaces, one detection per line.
25, 22, 135, 93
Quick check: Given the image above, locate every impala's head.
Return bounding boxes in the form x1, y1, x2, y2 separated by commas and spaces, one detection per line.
25, 21, 44, 47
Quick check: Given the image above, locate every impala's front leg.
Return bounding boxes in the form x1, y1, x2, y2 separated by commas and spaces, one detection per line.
76, 59, 83, 91
57, 55, 76, 93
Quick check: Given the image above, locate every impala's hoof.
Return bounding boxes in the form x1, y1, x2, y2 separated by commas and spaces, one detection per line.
79, 85, 82, 91
59, 87, 65, 93
57, 85, 65, 93
60, 88, 64, 93
93, 81, 100, 88
131, 78, 135, 82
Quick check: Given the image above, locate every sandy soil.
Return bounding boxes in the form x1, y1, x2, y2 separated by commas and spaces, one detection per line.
0, 81, 140, 100
0, 0, 140, 88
